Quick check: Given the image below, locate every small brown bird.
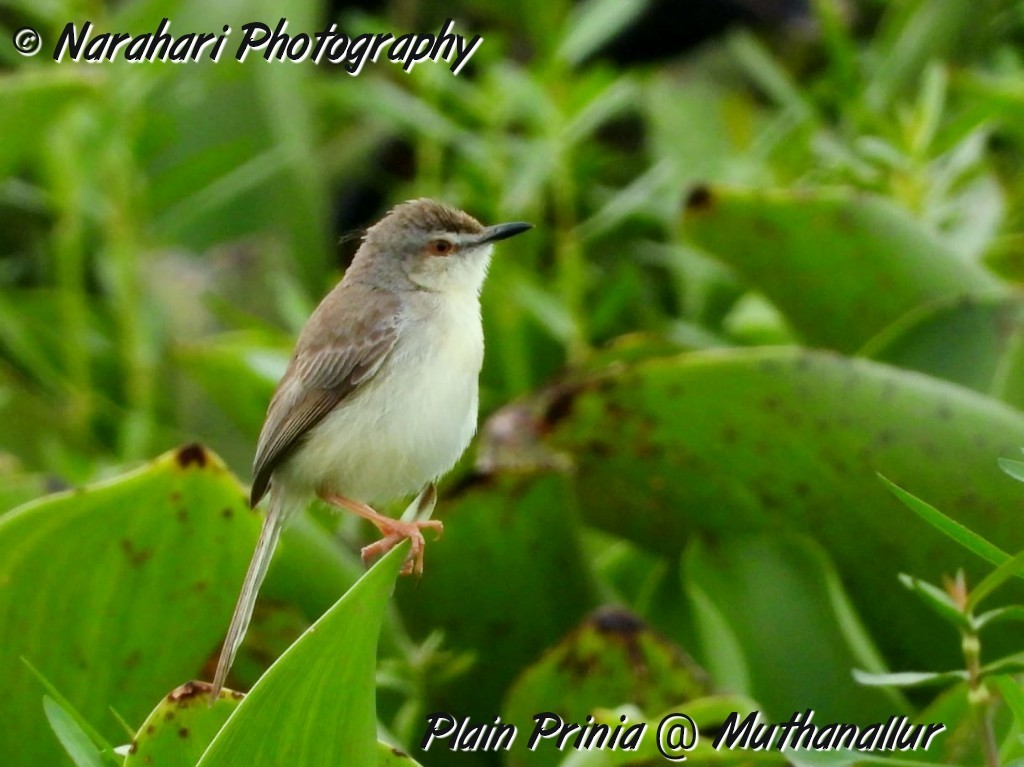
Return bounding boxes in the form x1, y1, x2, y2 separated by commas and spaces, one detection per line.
211, 199, 532, 697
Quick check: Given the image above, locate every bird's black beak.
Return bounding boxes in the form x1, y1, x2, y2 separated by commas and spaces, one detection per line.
478, 221, 533, 245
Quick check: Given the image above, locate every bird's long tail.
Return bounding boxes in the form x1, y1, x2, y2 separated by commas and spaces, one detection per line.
210, 489, 293, 701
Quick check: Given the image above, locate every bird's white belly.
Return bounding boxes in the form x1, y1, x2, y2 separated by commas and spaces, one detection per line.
279, 294, 483, 503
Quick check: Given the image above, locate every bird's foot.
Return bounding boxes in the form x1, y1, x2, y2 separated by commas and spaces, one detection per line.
319, 491, 443, 576
360, 518, 444, 575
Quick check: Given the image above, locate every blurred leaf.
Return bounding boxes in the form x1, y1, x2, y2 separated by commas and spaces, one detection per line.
556, 0, 649, 67
684, 533, 901, 721
974, 606, 1024, 629
0, 462, 46, 514
496, 347, 1024, 675
198, 544, 406, 766
728, 30, 815, 122
982, 651, 1024, 676
861, 294, 1024, 406
396, 471, 597, 729
992, 675, 1024, 731
867, 0, 975, 109
124, 682, 239, 767
1000, 457, 1024, 484
686, 579, 750, 696
0, 445, 258, 767
0, 70, 96, 177
897, 574, 969, 630
851, 669, 968, 688
502, 606, 708, 767
683, 187, 1000, 352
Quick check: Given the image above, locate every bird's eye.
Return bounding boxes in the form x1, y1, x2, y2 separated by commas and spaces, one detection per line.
427, 239, 456, 256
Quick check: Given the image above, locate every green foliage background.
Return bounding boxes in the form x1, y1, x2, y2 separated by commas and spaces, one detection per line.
3, 0, 1024, 765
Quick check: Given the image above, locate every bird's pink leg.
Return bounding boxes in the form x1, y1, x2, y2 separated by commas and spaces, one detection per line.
319, 492, 443, 575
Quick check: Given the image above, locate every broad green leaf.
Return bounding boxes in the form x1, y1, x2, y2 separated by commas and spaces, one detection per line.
124, 682, 239, 767
197, 543, 406, 766
491, 347, 1024, 677
685, 533, 901, 722
682, 187, 1000, 352
502, 606, 708, 767
861, 294, 1024, 407
396, 471, 597, 724
0, 445, 259, 767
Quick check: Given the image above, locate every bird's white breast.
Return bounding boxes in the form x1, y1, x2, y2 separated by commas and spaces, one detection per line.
280, 289, 484, 503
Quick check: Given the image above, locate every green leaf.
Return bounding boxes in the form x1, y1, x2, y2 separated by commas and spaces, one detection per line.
852, 669, 968, 688
124, 682, 240, 767
897, 574, 969, 630
686, 579, 751, 697
682, 187, 1000, 352
880, 475, 1009, 567
43, 697, 108, 767
197, 543, 407, 766
556, 0, 650, 66
967, 548, 1024, 612
23, 659, 113, 753
377, 741, 425, 767
866, 0, 975, 109
0, 70, 96, 177
499, 347, 1024, 676
0, 445, 260, 767
973, 606, 1024, 629
684, 533, 902, 722
861, 294, 1024, 407
982, 651, 1024, 677
395, 472, 597, 725
1000, 458, 1024, 484
992, 675, 1024, 735
502, 606, 708, 767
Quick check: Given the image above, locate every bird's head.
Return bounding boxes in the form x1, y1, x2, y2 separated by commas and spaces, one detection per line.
350, 198, 532, 294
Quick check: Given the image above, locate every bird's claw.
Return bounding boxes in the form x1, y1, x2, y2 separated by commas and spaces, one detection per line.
360, 518, 444, 575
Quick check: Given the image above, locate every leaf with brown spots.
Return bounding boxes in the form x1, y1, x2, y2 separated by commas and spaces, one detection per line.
502, 606, 708, 767
0, 446, 257, 767
125, 682, 240, 767
493, 347, 1024, 688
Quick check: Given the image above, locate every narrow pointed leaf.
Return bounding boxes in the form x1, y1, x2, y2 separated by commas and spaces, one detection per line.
197, 544, 406, 766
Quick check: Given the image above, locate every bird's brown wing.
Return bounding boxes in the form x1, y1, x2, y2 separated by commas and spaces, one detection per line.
249, 287, 401, 507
